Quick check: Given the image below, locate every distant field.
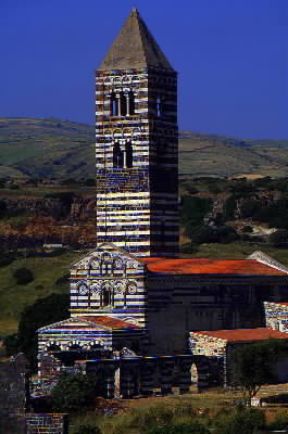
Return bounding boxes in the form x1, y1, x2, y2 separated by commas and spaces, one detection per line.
1, 117, 288, 179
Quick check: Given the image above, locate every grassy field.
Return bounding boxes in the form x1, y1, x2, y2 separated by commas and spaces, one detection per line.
70, 386, 288, 434
1, 242, 288, 337
0, 250, 82, 336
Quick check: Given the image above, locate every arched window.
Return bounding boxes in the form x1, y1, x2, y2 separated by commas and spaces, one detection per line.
128, 91, 135, 115
47, 344, 61, 353
126, 142, 133, 168
113, 142, 124, 168
120, 92, 127, 116
69, 343, 81, 351
102, 286, 112, 307
110, 92, 118, 116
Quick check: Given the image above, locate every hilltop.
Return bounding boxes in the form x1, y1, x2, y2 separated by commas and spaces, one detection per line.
1, 117, 288, 179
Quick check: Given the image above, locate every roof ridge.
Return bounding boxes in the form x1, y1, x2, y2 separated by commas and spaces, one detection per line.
134, 10, 149, 67
248, 250, 288, 274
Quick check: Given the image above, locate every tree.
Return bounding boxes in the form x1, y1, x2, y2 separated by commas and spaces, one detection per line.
181, 196, 212, 236
269, 229, 288, 247
232, 340, 286, 406
16, 293, 69, 368
223, 195, 237, 221
3, 333, 20, 356
13, 267, 34, 285
191, 225, 238, 244
51, 374, 96, 412
239, 198, 262, 219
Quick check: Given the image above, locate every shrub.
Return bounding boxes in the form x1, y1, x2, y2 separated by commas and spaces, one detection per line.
242, 225, 253, 233
3, 333, 20, 356
148, 422, 210, 434
13, 267, 34, 285
191, 225, 238, 244
131, 405, 174, 432
181, 196, 213, 236
269, 229, 288, 247
239, 199, 262, 219
223, 196, 237, 220
84, 178, 96, 187
51, 374, 97, 412
267, 412, 288, 430
73, 424, 102, 434
214, 408, 265, 434
10, 184, 19, 190
0, 254, 14, 268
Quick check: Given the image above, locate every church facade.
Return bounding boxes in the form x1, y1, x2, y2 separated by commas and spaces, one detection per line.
37, 9, 288, 397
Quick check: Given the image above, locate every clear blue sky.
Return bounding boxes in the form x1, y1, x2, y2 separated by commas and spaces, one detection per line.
1, 0, 287, 138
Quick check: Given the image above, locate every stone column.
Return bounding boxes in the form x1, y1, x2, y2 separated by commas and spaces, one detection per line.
139, 360, 155, 396
160, 359, 174, 396
116, 94, 121, 116
121, 369, 135, 398
103, 361, 117, 399
178, 358, 192, 395
126, 93, 130, 116
120, 359, 139, 398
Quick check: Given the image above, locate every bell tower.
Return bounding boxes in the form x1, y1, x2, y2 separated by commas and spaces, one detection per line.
95, 8, 179, 256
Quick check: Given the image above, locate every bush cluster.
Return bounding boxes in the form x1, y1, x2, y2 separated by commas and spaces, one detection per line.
13, 267, 34, 285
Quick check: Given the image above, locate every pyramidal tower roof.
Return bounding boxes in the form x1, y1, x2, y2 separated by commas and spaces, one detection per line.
98, 8, 174, 72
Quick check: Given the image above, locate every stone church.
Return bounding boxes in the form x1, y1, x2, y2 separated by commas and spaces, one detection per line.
37, 9, 288, 397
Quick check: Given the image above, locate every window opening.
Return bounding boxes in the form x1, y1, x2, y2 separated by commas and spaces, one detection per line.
126, 142, 133, 168
113, 142, 124, 168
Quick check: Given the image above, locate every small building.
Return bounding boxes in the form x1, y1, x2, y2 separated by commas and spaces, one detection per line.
190, 328, 288, 387
264, 301, 288, 332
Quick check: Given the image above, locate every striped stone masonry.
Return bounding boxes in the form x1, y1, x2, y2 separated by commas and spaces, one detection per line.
25, 414, 68, 434
95, 19, 179, 258
69, 244, 147, 325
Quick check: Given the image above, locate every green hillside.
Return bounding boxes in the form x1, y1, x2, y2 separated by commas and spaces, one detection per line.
1, 117, 288, 179
0, 251, 80, 335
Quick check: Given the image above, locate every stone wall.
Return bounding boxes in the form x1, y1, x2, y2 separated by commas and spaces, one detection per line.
25, 414, 68, 434
145, 275, 287, 355
264, 301, 288, 331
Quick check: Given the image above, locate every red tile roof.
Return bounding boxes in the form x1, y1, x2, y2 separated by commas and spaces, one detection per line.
270, 302, 288, 307
194, 328, 288, 343
43, 316, 141, 332
140, 258, 286, 276
80, 316, 140, 330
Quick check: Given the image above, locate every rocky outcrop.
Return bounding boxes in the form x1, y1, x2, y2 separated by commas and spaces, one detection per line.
0, 194, 96, 248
